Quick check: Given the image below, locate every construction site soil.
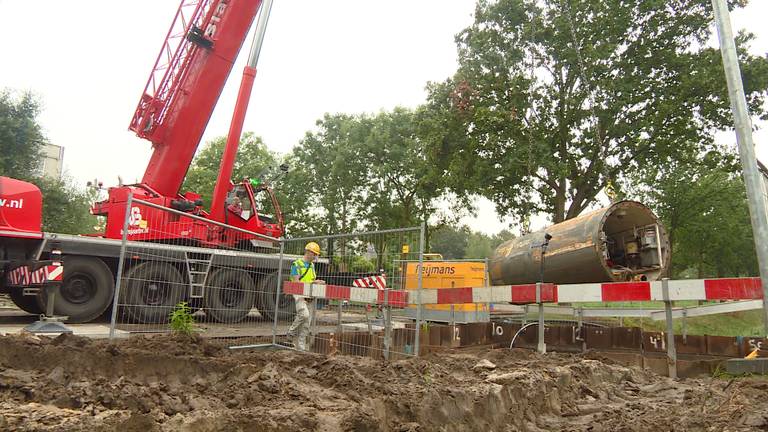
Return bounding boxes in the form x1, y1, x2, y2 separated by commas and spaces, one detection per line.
1, 333, 767, 432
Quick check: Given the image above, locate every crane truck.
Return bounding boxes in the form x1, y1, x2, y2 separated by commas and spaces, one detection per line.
0, 0, 296, 324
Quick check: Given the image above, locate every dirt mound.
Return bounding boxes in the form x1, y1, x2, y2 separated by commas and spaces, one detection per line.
1, 332, 767, 431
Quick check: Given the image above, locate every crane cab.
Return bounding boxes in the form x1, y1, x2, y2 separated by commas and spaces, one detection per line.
223, 179, 284, 240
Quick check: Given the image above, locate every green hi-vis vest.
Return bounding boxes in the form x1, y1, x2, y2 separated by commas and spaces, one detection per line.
293, 259, 316, 283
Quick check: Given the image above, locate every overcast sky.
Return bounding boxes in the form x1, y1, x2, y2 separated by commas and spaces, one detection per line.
1, 0, 766, 235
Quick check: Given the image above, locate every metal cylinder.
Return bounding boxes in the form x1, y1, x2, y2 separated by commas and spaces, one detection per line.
490, 201, 670, 285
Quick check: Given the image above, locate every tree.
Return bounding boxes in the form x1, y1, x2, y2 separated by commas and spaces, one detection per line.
628, 150, 757, 278
465, 230, 494, 259
491, 229, 516, 250
0, 90, 45, 179
182, 132, 278, 209
433, 227, 516, 259
430, 225, 471, 259
281, 114, 373, 237
362, 108, 472, 250
38, 176, 102, 235
424, 0, 768, 224
284, 109, 474, 257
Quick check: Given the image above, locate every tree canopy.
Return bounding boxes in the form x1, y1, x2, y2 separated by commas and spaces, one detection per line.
182, 132, 278, 209
431, 225, 516, 259
424, 0, 768, 224
628, 150, 758, 278
0, 90, 45, 179
1, 89, 99, 234
280, 110, 470, 243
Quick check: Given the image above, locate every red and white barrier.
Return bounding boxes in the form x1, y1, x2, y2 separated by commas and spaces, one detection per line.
283, 277, 764, 306
283, 281, 408, 307
6, 263, 63, 286
425, 278, 764, 304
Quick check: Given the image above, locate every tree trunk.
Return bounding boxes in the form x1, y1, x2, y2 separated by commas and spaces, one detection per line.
697, 249, 705, 279
553, 178, 567, 223
666, 229, 675, 277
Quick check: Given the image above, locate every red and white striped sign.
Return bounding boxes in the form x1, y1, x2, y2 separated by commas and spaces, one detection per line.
352, 275, 386, 290
284, 277, 764, 306
6, 263, 63, 286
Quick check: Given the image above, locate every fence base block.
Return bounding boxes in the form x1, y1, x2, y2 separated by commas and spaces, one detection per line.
725, 358, 768, 375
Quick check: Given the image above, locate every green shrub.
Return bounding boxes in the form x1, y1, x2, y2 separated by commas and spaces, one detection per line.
169, 302, 195, 335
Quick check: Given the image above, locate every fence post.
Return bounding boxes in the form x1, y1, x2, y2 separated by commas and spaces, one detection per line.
483, 257, 489, 321
309, 297, 318, 350
109, 192, 133, 340
662, 278, 678, 379
271, 238, 285, 346
337, 300, 343, 338
384, 286, 391, 360
536, 281, 546, 354
576, 306, 586, 352
414, 223, 425, 357
681, 306, 688, 344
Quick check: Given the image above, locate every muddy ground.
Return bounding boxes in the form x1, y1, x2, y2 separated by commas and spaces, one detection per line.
0, 333, 767, 431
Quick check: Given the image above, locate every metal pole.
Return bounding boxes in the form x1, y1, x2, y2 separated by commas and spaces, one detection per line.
246, 0, 274, 67
662, 278, 678, 379
577, 306, 586, 353
483, 257, 489, 320
414, 223, 425, 356
536, 282, 546, 354
682, 307, 688, 344
712, 0, 768, 337
337, 299, 343, 337
109, 193, 133, 340
535, 233, 550, 354
450, 280, 456, 326
308, 297, 318, 351
384, 286, 391, 360
271, 239, 284, 346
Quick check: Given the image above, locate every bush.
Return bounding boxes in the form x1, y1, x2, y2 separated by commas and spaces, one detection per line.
169, 302, 195, 335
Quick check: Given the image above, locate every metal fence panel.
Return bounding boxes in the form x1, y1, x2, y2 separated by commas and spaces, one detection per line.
277, 227, 423, 358
108, 197, 425, 359
109, 196, 293, 347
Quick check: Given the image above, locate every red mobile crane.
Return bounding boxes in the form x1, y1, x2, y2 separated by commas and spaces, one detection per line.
94, 0, 284, 244
0, 0, 295, 324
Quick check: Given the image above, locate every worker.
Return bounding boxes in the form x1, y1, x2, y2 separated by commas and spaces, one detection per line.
286, 241, 324, 350
227, 196, 243, 216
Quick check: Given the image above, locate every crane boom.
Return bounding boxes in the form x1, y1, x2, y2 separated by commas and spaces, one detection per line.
129, 0, 262, 197
91, 0, 284, 245
210, 0, 274, 222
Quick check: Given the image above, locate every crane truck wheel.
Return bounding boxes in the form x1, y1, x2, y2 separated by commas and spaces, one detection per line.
203, 269, 256, 323
36, 256, 115, 323
120, 262, 184, 324
257, 271, 293, 321
10, 289, 44, 315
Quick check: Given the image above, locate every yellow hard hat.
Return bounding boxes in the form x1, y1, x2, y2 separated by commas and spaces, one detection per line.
305, 242, 321, 256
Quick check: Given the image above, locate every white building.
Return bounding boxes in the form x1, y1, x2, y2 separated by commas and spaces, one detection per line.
39, 143, 64, 178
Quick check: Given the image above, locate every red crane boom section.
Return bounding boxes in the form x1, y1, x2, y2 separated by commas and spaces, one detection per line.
129, 0, 262, 197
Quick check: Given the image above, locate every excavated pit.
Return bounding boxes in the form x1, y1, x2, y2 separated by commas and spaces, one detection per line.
0, 333, 767, 431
